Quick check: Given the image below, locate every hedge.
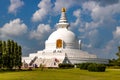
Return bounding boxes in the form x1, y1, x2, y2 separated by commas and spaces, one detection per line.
58, 63, 74, 69
88, 63, 106, 72
80, 63, 91, 70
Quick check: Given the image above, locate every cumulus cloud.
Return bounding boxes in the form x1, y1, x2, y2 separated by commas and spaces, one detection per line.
103, 26, 120, 58
72, 9, 81, 25
70, 9, 82, 31
82, 1, 120, 33
93, 0, 119, 6
0, 18, 27, 38
30, 24, 52, 40
83, 1, 98, 11
92, 4, 120, 22
76, 1, 120, 58
73, 9, 81, 18
8, 0, 24, 14
82, 1, 120, 38
113, 26, 120, 39
32, 0, 52, 22
53, 0, 75, 12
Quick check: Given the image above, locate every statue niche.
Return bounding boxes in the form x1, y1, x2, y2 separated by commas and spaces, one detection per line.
56, 39, 62, 48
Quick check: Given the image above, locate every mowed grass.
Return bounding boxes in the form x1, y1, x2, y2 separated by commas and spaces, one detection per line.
0, 68, 120, 80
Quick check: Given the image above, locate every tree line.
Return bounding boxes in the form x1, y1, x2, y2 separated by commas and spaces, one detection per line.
0, 40, 22, 69
109, 46, 120, 66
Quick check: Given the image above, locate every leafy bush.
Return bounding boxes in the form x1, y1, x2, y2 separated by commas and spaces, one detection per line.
74, 64, 81, 68
80, 63, 91, 70
58, 63, 74, 69
88, 63, 106, 72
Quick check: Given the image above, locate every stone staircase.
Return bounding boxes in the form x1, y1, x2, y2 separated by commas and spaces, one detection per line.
34, 58, 59, 67
29, 56, 38, 66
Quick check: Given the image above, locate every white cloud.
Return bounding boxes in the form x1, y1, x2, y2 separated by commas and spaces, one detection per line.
113, 26, 120, 39
73, 9, 81, 25
82, 1, 102, 30
88, 29, 100, 47
81, 1, 120, 46
53, 0, 75, 12
8, 0, 24, 14
32, 0, 52, 22
0, 18, 27, 38
80, 1, 120, 58
85, 21, 102, 30
83, 1, 98, 11
91, 3, 120, 21
73, 9, 81, 18
70, 9, 82, 31
83, 1, 120, 29
30, 24, 52, 40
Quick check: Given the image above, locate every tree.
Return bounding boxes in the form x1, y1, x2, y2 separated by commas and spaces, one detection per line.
2, 41, 7, 68
0, 40, 2, 68
14, 42, 18, 68
17, 46, 22, 69
11, 40, 15, 68
2, 41, 6, 54
0, 40, 2, 52
116, 46, 120, 66
0, 40, 22, 69
116, 46, 120, 61
6, 40, 13, 69
14, 42, 22, 69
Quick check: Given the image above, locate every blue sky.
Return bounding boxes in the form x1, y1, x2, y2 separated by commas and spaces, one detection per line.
0, 0, 120, 59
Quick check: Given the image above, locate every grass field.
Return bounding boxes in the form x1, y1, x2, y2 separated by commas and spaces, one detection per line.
0, 68, 120, 80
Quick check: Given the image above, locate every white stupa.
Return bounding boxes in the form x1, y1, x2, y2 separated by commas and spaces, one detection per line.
22, 8, 108, 68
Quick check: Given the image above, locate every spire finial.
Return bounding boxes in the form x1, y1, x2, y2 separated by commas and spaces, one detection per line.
61, 8, 66, 12
57, 8, 70, 29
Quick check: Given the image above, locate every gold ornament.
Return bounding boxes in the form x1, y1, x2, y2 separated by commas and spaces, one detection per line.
61, 8, 66, 12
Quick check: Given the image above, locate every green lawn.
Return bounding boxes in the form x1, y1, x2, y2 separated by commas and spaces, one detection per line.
0, 68, 120, 80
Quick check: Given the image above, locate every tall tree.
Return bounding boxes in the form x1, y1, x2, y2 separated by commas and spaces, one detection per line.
0, 40, 2, 53
0, 40, 2, 68
10, 40, 15, 68
17, 45, 22, 69
0, 40, 22, 69
2, 41, 7, 68
116, 46, 120, 61
2, 41, 6, 55
14, 42, 18, 68
115, 46, 120, 66
6, 40, 12, 69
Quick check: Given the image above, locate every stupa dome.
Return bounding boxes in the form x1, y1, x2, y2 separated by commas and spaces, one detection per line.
48, 28, 76, 43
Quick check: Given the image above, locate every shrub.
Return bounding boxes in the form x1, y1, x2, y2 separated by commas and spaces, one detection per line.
88, 63, 106, 72
74, 64, 81, 68
80, 63, 91, 70
58, 63, 74, 69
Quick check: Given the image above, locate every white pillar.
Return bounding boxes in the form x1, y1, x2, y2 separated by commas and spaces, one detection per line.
79, 40, 82, 50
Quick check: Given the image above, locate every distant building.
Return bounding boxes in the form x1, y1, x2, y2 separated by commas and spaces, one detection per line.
22, 8, 108, 68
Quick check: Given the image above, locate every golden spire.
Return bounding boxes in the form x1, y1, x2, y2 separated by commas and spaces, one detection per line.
61, 8, 66, 12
